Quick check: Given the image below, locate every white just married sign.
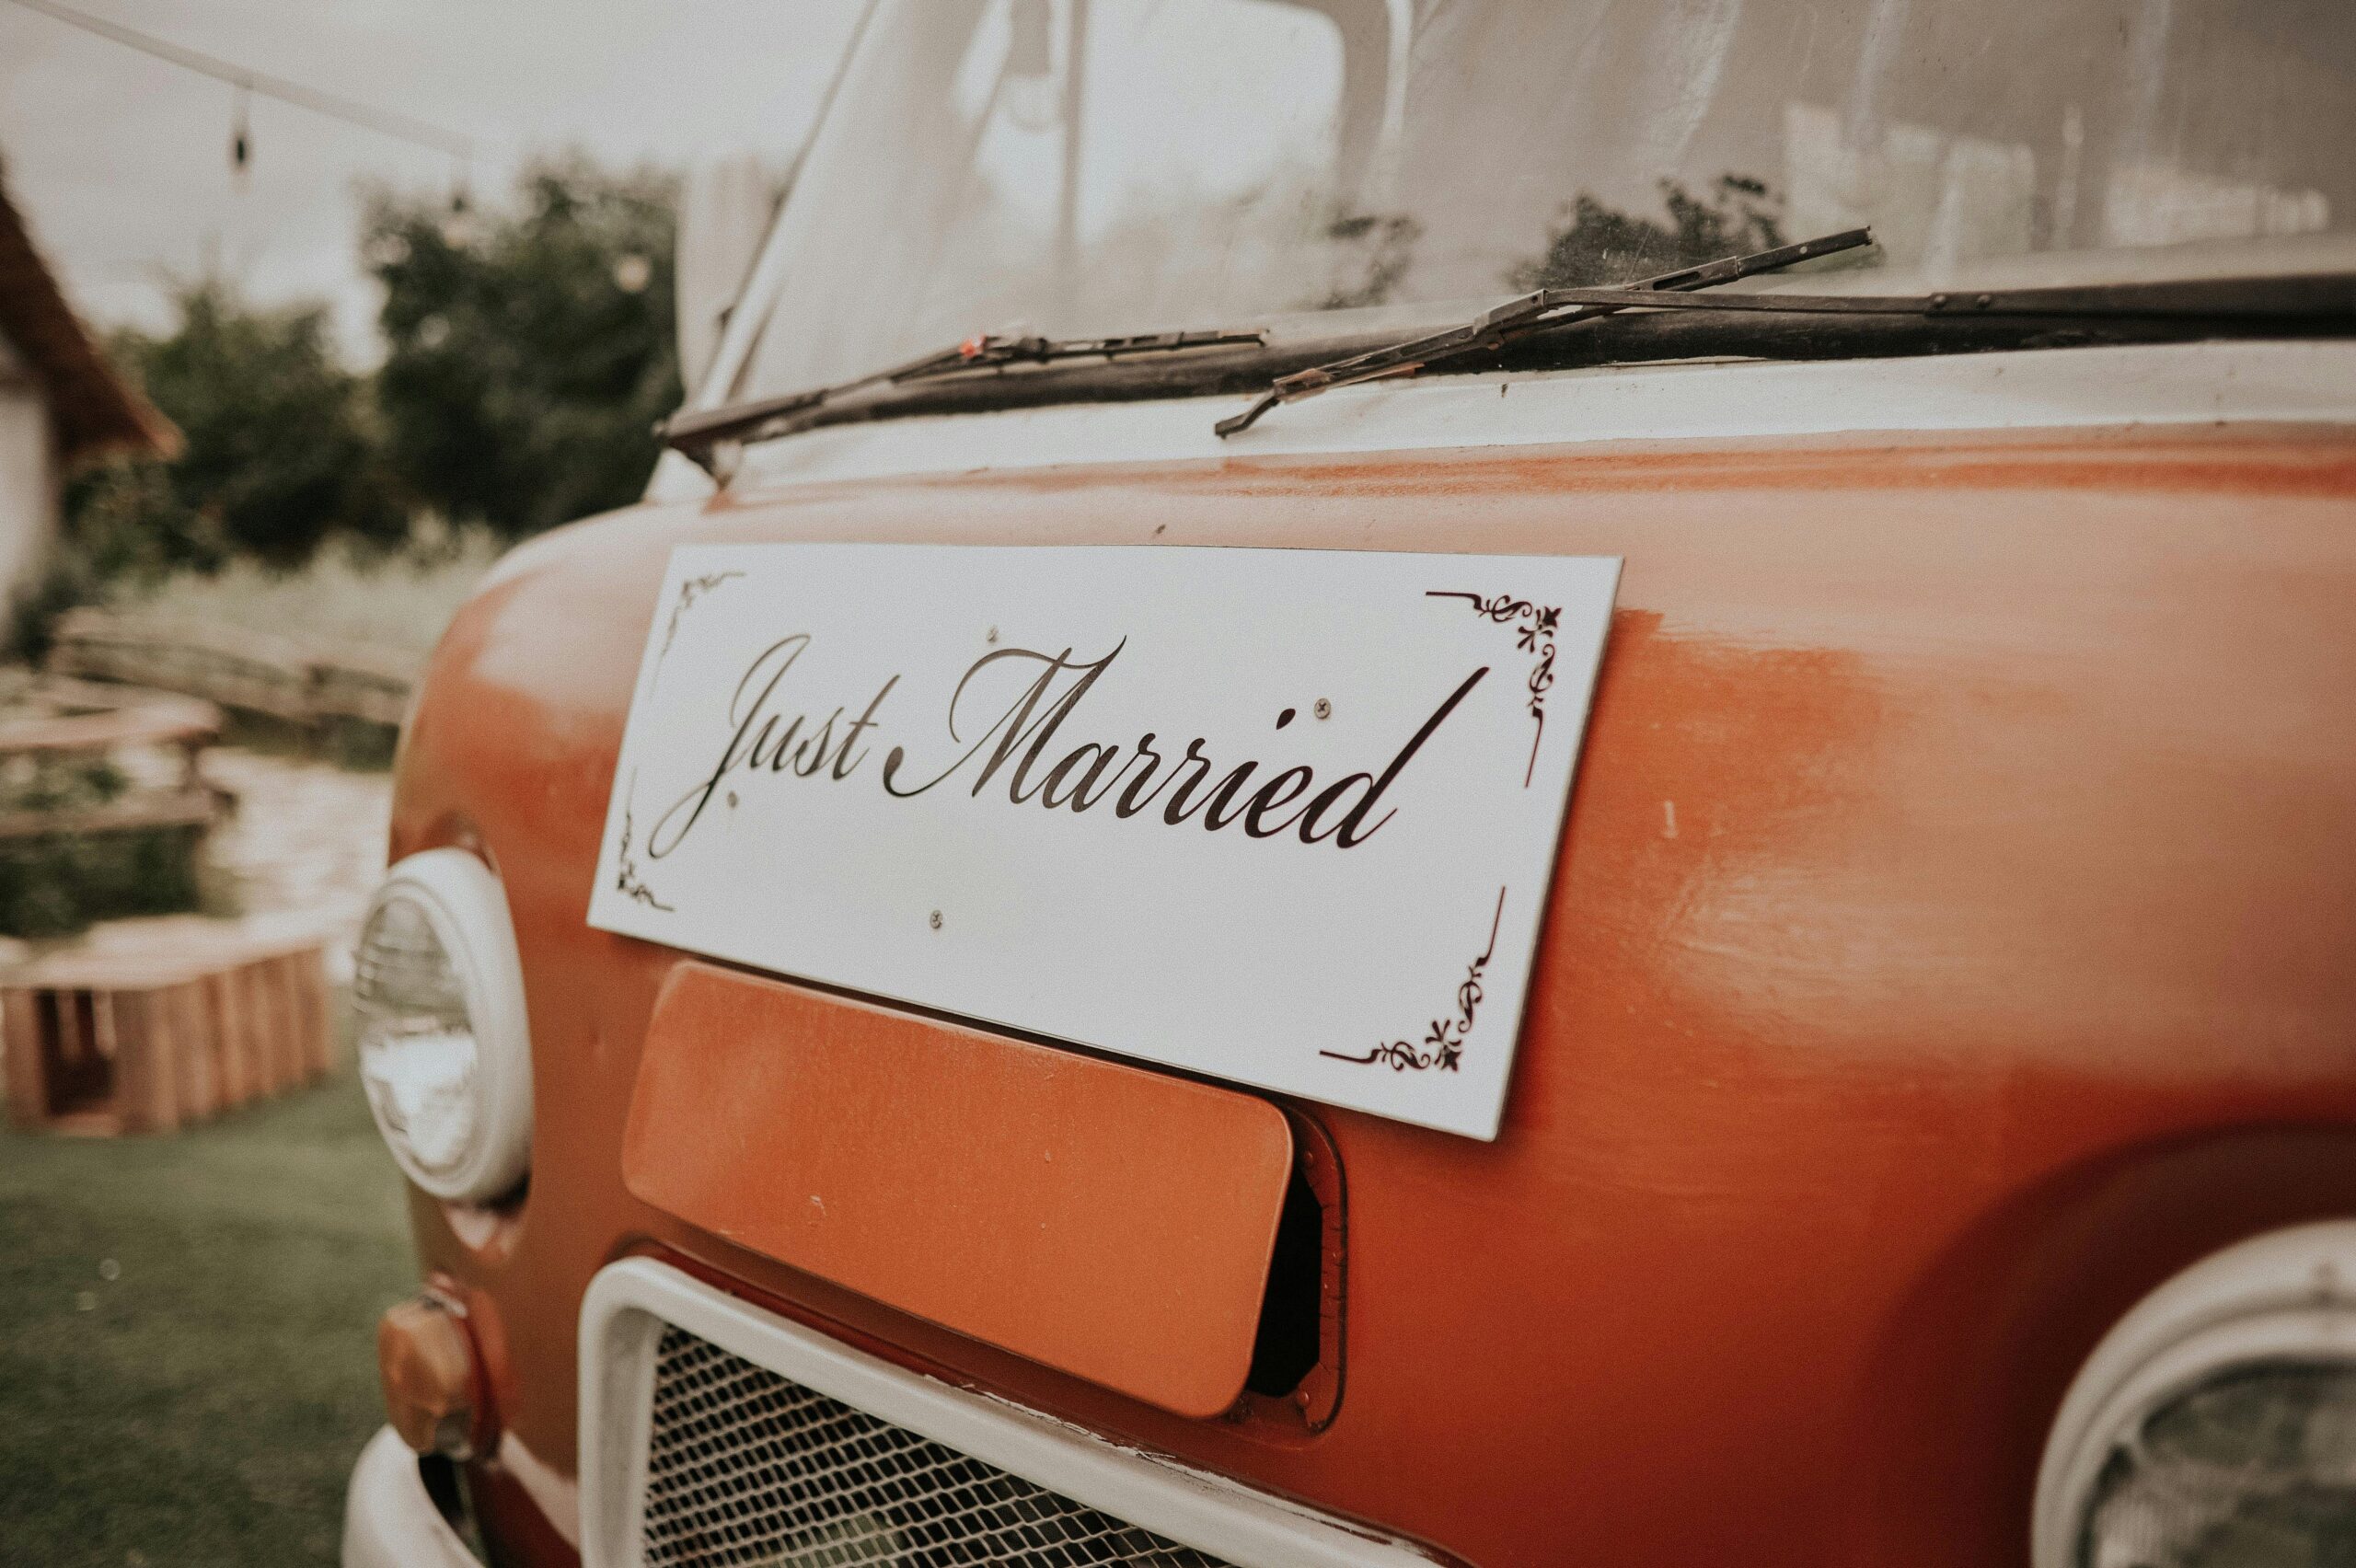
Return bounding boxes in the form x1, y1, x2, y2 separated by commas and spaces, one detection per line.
589, 544, 1620, 1140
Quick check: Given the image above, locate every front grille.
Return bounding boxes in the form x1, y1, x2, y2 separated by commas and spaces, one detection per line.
641, 1325, 1233, 1567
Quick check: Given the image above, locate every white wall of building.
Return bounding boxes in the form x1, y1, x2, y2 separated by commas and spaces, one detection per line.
0, 329, 56, 607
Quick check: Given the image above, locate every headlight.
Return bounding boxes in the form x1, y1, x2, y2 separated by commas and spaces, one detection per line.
353, 848, 533, 1204
2034, 1221, 2356, 1568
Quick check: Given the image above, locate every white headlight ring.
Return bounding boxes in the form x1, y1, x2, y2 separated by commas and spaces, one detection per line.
358, 847, 534, 1205
2031, 1219, 2356, 1568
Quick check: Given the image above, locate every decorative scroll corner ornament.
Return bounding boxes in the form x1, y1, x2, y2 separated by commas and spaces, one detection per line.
1427, 591, 1560, 786
1323, 885, 1507, 1074
612, 793, 673, 913
659, 570, 746, 661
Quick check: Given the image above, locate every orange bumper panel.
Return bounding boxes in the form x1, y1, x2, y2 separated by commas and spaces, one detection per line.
622, 962, 1296, 1417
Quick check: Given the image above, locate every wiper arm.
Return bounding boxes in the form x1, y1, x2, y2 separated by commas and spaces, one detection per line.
668, 326, 1267, 474
1215, 227, 1875, 437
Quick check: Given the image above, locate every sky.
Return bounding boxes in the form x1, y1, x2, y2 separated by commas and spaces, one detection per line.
0, 0, 867, 363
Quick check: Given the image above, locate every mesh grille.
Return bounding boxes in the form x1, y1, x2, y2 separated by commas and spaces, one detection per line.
641, 1325, 1233, 1568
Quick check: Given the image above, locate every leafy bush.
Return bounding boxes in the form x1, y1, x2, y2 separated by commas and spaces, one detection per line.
0, 755, 204, 939
0, 824, 206, 940
75, 285, 404, 572
14, 156, 676, 663
19, 283, 408, 658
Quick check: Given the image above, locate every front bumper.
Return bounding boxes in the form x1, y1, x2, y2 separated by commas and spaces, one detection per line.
341, 1424, 480, 1568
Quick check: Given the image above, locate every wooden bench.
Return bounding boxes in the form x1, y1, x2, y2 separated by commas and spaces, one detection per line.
0, 917, 334, 1135
0, 674, 233, 840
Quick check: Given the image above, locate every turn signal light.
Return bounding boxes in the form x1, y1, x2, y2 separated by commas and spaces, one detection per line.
377, 1295, 483, 1459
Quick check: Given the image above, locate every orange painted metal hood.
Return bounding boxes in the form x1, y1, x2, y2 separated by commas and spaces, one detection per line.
390, 421, 2356, 1567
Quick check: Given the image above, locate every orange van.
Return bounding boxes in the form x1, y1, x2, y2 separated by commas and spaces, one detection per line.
340, 4, 2356, 1565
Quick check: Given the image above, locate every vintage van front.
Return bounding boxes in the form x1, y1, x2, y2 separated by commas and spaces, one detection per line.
340, 4, 2356, 1565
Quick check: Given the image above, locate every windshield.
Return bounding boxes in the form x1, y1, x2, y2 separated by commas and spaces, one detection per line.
729, 0, 2356, 403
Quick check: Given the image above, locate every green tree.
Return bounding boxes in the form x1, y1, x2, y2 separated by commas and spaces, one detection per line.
366, 156, 681, 539
66, 284, 401, 577
1507, 175, 1785, 291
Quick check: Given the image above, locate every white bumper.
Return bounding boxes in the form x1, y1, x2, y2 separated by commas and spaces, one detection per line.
341, 1425, 480, 1568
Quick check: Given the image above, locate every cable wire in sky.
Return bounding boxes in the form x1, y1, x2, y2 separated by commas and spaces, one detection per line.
4, 0, 477, 161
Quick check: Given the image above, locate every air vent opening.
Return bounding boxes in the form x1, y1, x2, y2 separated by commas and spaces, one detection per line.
641, 1325, 1234, 1565
1244, 1163, 1323, 1398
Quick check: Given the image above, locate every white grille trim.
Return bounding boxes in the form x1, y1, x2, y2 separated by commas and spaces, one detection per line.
579, 1258, 1439, 1568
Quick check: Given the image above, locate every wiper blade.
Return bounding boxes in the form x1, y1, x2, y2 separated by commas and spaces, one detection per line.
1493, 270, 2356, 320
1216, 240, 2356, 438
1215, 227, 1874, 437
668, 326, 1267, 473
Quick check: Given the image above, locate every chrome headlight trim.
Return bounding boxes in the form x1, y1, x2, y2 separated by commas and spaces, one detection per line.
355, 847, 534, 1204
2030, 1219, 2356, 1568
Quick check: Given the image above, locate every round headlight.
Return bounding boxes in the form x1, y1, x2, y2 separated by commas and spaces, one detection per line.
2034, 1222, 2356, 1568
353, 848, 532, 1204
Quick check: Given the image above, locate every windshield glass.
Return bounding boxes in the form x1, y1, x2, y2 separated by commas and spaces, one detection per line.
731, 0, 2356, 402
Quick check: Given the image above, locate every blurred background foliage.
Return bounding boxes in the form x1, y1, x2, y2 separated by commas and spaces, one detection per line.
20, 159, 1787, 658
366, 156, 680, 540
17, 155, 681, 657
81, 287, 399, 574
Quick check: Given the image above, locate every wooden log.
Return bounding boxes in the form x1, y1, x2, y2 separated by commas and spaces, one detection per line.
240, 960, 275, 1095
286, 956, 318, 1084
272, 952, 320, 1082
271, 960, 305, 1090
237, 962, 282, 1098
263, 957, 304, 1090
204, 968, 250, 1109
166, 980, 214, 1121
2, 986, 47, 1127
294, 952, 332, 1080
110, 989, 180, 1135
53, 986, 83, 1076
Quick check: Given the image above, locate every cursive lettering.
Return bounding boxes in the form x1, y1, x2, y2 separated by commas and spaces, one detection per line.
649, 635, 898, 857
883, 640, 1485, 848
651, 632, 1487, 857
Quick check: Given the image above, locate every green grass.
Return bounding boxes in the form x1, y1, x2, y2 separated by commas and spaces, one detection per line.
0, 1079, 418, 1567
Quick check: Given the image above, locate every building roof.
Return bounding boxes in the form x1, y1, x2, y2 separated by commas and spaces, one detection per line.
0, 166, 178, 466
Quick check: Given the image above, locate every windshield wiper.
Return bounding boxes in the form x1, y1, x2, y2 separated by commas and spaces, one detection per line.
1218, 234, 2356, 437
667, 248, 2353, 467
1446, 271, 2356, 321
668, 327, 1267, 474
1215, 227, 1875, 436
